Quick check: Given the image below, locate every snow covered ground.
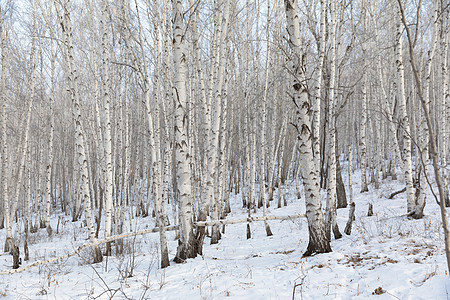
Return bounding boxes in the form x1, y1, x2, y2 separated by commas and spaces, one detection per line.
1, 169, 449, 299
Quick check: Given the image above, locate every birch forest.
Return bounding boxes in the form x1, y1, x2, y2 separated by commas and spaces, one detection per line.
0, 0, 449, 298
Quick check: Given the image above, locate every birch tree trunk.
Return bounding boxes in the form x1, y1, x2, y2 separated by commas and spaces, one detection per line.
0, 5, 13, 256
172, 0, 197, 262
359, 2, 369, 193
210, 0, 231, 245
397, 0, 450, 274
150, 1, 170, 268
100, 0, 113, 256
260, 0, 273, 237
411, 3, 439, 219
325, 0, 342, 240
313, 0, 327, 171
44, 15, 56, 235
395, 3, 415, 213
57, 0, 102, 263
373, 14, 401, 181
284, 0, 331, 256
439, 3, 449, 205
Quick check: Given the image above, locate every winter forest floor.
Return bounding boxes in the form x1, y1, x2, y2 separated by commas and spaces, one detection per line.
1, 168, 450, 299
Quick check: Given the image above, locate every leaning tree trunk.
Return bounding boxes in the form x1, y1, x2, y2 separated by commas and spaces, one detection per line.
397, 0, 450, 275
58, 0, 102, 263
284, 0, 331, 256
411, 3, 439, 219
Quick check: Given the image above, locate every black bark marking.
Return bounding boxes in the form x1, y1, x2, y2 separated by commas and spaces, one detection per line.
284, 0, 293, 10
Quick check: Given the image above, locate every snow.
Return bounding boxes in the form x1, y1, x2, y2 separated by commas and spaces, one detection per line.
1, 169, 449, 299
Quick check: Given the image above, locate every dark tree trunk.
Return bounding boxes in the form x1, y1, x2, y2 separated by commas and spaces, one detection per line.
303, 223, 332, 257
336, 149, 347, 208
195, 210, 207, 255
367, 203, 373, 216
12, 243, 20, 269
344, 202, 356, 235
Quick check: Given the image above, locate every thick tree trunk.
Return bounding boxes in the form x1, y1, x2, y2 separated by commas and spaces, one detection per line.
172, 0, 197, 262
336, 152, 347, 209
284, 0, 331, 256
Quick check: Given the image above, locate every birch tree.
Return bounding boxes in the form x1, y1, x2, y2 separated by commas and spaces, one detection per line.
259, 0, 273, 237
100, 0, 113, 256
57, 0, 102, 263
394, 2, 415, 213
0, 4, 13, 258
325, 0, 342, 240
396, 0, 450, 275
359, 1, 369, 193
284, 0, 331, 255
172, 0, 197, 262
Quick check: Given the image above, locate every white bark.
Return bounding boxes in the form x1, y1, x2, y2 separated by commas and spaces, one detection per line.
0, 5, 12, 253
313, 0, 327, 171
439, 3, 449, 203
359, 3, 369, 193
325, 0, 341, 240
57, 0, 102, 263
44, 12, 56, 234
172, 0, 197, 262
150, 1, 170, 268
260, 0, 273, 237
373, 15, 401, 180
284, 0, 331, 256
210, 0, 231, 245
100, 0, 113, 256
413, 3, 439, 219
395, 4, 415, 213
